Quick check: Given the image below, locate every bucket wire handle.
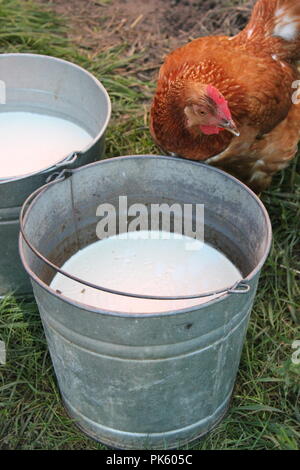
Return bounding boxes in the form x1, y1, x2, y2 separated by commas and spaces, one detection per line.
20, 168, 73, 228
227, 283, 250, 294
20, 172, 251, 301
42, 151, 80, 175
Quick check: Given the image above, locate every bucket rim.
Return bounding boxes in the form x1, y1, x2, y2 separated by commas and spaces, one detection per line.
19, 154, 272, 318
0, 52, 112, 183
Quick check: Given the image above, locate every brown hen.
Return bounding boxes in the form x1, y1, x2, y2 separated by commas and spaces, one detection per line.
150, 0, 300, 192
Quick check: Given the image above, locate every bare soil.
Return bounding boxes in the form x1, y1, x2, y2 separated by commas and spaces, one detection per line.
39, 0, 255, 79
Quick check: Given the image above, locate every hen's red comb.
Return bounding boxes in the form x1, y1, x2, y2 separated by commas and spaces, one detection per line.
207, 85, 231, 120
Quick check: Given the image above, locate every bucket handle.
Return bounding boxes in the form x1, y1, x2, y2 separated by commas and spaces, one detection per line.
20, 171, 251, 301
0, 152, 80, 184
42, 151, 80, 175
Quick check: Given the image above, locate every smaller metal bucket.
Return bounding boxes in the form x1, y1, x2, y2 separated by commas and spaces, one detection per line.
0, 53, 111, 296
19, 156, 272, 449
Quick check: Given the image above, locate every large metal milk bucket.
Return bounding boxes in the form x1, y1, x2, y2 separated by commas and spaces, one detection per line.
0, 53, 111, 296
19, 156, 272, 450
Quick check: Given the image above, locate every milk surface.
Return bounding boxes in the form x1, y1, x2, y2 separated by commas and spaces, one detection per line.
0, 111, 93, 179
50, 231, 242, 314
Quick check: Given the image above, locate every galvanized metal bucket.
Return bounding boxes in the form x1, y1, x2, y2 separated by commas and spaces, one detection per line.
19, 155, 272, 449
0, 53, 111, 296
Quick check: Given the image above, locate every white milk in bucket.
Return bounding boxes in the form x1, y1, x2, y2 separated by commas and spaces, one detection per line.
50, 230, 242, 313
0, 111, 93, 179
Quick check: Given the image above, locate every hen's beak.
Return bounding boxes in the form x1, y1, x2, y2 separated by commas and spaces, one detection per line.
221, 119, 240, 137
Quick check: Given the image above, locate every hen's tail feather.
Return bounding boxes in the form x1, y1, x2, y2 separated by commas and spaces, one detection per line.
237, 0, 300, 61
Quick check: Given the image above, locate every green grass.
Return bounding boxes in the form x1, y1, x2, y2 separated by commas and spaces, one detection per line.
0, 0, 299, 451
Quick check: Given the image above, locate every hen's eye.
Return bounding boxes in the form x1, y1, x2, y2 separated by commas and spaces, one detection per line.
200, 111, 206, 115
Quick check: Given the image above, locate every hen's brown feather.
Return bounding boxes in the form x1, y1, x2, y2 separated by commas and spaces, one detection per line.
150, 0, 300, 192
206, 102, 300, 192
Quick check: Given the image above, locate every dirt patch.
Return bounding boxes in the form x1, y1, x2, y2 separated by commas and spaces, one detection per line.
39, 0, 255, 79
